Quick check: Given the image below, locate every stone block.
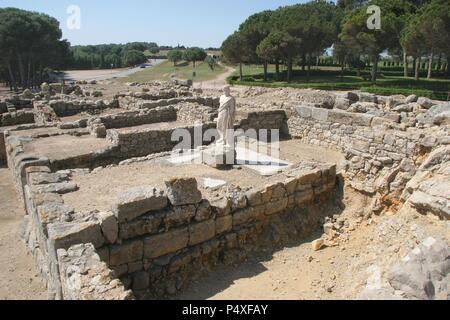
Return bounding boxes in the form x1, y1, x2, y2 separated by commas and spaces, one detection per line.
48, 221, 105, 250
215, 215, 232, 234
295, 189, 314, 205
233, 207, 258, 227
296, 169, 321, 187
295, 106, 312, 118
143, 228, 188, 259
189, 219, 216, 246
113, 186, 167, 223
265, 198, 288, 216
165, 205, 196, 227
328, 109, 353, 125
110, 239, 143, 266
165, 178, 202, 206
96, 211, 118, 244
245, 189, 262, 206
311, 108, 329, 122
119, 212, 164, 240
131, 271, 149, 291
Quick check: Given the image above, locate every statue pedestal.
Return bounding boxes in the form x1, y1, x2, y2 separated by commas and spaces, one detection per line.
201, 144, 236, 169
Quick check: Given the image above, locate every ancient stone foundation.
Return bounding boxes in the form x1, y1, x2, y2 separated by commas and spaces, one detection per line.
18, 158, 336, 299
2, 83, 448, 300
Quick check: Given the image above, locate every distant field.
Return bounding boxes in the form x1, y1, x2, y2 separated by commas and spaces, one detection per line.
229, 64, 450, 100
119, 60, 226, 83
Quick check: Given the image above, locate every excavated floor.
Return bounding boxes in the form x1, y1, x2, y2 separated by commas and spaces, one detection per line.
62, 140, 344, 214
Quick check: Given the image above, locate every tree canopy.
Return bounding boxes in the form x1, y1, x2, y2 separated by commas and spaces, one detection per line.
0, 7, 71, 90
183, 47, 207, 68
222, 0, 450, 83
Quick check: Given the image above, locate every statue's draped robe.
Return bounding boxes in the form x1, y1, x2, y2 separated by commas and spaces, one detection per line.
217, 95, 236, 146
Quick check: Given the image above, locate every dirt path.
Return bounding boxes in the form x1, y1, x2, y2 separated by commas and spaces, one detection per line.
194, 64, 236, 89
0, 168, 46, 300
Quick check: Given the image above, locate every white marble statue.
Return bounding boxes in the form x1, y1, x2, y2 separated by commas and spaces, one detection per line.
217, 86, 236, 146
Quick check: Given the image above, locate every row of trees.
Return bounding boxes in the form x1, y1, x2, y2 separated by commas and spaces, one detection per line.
0, 8, 162, 90
0, 7, 71, 91
167, 47, 208, 67
222, 0, 450, 83
69, 42, 158, 69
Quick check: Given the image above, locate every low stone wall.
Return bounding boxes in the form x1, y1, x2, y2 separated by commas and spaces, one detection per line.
286, 104, 448, 213
98, 106, 177, 129
176, 103, 218, 123
106, 169, 336, 297
106, 123, 216, 159
46, 99, 119, 117
133, 96, 220, 110
0, 95, 33, 110
57, 244, 134, 300
0, 110, 35, 127
238, 110, 288, 138
19, 161, 336, 299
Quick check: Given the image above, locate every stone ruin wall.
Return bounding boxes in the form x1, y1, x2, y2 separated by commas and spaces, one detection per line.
2, 84, 449, 299
15, 152, 336, 299
286, 103, 449, 217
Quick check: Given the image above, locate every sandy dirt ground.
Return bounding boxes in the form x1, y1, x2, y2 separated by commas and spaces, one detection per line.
62, 140, 344, 214
175, 188, 450, 300
194, 65, 236, 90
0, 168, 46, 300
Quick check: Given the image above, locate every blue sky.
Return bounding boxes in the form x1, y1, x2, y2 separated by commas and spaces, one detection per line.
0, 0, 314, 48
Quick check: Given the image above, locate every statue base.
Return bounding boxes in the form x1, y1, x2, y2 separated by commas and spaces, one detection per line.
201, 144, 236, 169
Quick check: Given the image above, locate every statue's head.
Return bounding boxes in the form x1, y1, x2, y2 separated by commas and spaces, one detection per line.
223, 85, 231, 97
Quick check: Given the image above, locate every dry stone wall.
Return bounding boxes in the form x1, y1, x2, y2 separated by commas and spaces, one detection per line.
17, 159, 336, 299
287, 103, 449, 215
0, 110, 35, 127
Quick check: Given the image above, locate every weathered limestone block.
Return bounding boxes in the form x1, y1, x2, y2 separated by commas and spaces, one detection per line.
334, 97, 351, 110
164, 205, 196, 228
215, 215, 232, 234
265, 198, 288, 216
195, 200, 212, 222
96, 212, 118, 245
165, 178, 202, 206
233, 207, 259, 227
417, 97, 434, 109
57, 243, 134, 300
48, 221, 105, 250
296, 169, 322, 186
387, 237, 449, 300
34, 182, 78, 195
409, 190, 449, 220
312, 108, 329, 122
405, 94, 418, 103
210, 197, 231, 217
294, 188, 315, 205
245, 189, 263, 206
188, 219, 216, 246
110, 239, 143, 266
28, 172, 69, 185
358, 92, 378, 103
295, 106, 312, 118
228, 189, 248, 211
119, 212, 164, 240
37, 203, 74, 227
143, 227, 188, 259
113, 186, 167, 223
131, 271, 149, 291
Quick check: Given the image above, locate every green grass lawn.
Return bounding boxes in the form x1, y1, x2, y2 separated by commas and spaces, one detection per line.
119, 60, 226, 83
229, 64, 450, 100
